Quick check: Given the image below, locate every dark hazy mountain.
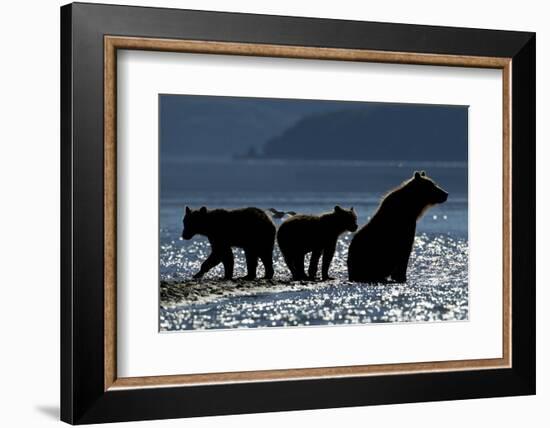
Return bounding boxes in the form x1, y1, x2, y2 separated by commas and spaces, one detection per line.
160, 95, 338, 158
260, 104, 468, 162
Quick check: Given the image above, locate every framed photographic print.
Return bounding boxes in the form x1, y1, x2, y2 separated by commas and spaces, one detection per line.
60, 2, 535, 424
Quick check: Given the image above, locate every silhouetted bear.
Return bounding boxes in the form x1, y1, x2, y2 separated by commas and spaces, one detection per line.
182, 206, 276, 280
277, 206, 358, 281
347, 171, 448, 283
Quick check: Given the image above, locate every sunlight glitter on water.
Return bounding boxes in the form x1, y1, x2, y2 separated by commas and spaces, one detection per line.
159, 233, 468, 331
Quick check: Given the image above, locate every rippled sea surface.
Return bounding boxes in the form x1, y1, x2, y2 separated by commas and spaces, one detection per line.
159, 185, 468, 331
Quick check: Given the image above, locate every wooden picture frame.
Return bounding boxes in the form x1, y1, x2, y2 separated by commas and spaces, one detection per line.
61, 2, 535, 424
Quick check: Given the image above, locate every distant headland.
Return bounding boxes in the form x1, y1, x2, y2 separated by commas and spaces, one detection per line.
235, 105, 468, 162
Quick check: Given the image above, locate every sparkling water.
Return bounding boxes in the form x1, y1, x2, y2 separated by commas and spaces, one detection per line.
159, 168, 468, 331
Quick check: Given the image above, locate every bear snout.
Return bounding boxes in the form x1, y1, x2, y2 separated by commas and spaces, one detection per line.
181, 230, 193, 240
439, 191, 449, 203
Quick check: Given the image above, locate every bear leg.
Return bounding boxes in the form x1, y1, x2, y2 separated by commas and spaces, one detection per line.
321, 241, 336, 280
308, 250, 321, 280
390, 234, 414, 283
283, 251, 306, 280
293, 253, 307, 281
390, 254, 409, 283
260, 250, 274, 280
219, 247, 234, 280
194, 250, 222, 279
244, 250, 258, 280
280, 247, 300, 280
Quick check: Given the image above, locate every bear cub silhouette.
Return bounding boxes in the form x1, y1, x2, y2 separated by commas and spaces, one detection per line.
347, 171, 448, 283
277, 206, 358, 281
182, 206, 276, 280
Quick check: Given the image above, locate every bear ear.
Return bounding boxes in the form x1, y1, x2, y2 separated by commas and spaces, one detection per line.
350, 206, 355, 212
421, 170, 426, 177
199, 206, 207, 214
414, 171, 421, 179
185, 206, 191, 215
334, 205, 343, 212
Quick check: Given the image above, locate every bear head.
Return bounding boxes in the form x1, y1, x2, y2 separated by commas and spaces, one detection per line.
408, 171, 448, 207
334, 205, 358, 232
181, 206, 208, 240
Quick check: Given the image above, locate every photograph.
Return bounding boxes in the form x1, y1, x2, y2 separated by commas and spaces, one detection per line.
56, 2, 536, 424
159, 95, 469, 331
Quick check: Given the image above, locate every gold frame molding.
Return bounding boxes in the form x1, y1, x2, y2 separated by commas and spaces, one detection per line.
104, 36, 512, 391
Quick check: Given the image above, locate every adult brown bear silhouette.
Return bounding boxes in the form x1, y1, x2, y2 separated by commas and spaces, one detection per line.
182, 206, 276, 280
277, 206, 358, 281
347, 171, 448, 283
